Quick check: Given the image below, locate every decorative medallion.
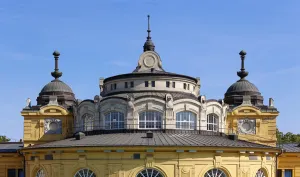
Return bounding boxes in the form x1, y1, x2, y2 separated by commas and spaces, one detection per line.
238, 118, 256, 134
44, 118, 62, 134
144, 56, 156, 67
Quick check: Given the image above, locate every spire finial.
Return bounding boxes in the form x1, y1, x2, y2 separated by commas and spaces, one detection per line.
51, 50, 62, 80
143, 15, 155, 52
147, 15, 151, 38
237, 50, 248, 80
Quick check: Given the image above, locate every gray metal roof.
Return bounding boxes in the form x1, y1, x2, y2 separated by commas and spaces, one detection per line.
225, 79, 260, 95
0, 142, 23, 153
40, 79, 73, 94
103, 72, 198, 83
281, 143, 300, 152
25, 132, 275, 150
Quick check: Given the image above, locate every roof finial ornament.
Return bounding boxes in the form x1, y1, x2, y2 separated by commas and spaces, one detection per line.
51, 50, 62, 80
143, 15, 155, 52
237, 50, 248, 80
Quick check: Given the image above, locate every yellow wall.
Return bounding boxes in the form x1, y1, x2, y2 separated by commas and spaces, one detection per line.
278, 153, 300, 177
0, 153, 23, 177
21, 105, 73, 147
22, 147, 277, 177
226, 105, 279, 147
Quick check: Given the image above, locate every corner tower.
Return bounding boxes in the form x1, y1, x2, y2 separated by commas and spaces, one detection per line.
21, 51, 75, 147
225, 50, 279, 147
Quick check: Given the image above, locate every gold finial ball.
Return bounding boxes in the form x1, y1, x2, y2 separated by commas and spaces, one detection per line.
239, 50, 247, 56
53, 50, 60, 56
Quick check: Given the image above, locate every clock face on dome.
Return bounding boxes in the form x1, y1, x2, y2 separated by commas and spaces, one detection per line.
44, 118, 62, 134
238, 118, 256, 134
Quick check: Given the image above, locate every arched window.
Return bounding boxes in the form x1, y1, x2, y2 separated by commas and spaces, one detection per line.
207, 114, 219, 132
137, 168, 164, 177
255, 169, 266, 177
105, 112, 124, 129
82, 113, 94, 131
139, 111, 162, 129
36, 169, 45, 177
74, 169, 96, 177
204, 168, 227, 177
176, 111, 196, 130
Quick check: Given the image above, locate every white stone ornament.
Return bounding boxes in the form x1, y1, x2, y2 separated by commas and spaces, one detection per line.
238, 118, 256, 134
136, 51, 163, 72
44, 118, 62, 134
127, 94, 135, 110
166, 94, 173, 109
26, 98, 31, 108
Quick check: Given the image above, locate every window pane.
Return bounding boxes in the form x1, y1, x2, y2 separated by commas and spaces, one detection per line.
172, 82, 175, 88
276, 170, 282, 177
139, 111, 162, 129
145, 81, 149, 87
151, 81, 155, 87
175, 112, 196, 130
7, 169, 16, 177
105, 112, 124, 129
18, 169, 24, 177
285, 170, 293, 177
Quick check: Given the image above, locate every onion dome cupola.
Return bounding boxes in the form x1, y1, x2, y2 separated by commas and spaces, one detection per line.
36, 51, 75, 107
143, 15, 155, 52
224, 50, 263, 106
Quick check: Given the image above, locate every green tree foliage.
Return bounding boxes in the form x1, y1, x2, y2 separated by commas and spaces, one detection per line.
0, 135, 10, 142
277, 128, 300, 143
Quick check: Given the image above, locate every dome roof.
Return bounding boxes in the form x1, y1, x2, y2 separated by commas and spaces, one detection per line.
225, 79, 260, 95
224, 50, 264, 106
40, 79, 73, 94
36, 51, 75, 107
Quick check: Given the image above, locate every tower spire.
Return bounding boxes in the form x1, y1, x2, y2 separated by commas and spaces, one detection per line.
237, 50, 248, 80
143, 15, 155, 52
51, 50, 62, 80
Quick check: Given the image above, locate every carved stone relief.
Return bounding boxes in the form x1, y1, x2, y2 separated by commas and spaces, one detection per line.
44, 118, 62, 134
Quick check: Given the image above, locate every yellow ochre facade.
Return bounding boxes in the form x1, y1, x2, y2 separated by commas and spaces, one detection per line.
2, 16, 298, 177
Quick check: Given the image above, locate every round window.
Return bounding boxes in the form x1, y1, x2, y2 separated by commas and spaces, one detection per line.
204, 168, 227, 177
137, 168, 164, 177
74, 169, 96, 177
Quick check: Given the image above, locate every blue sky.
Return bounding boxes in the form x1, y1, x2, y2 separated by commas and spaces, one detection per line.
0, 0, 299, 141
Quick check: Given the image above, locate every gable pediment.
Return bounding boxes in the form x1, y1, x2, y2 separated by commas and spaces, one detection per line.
39, 105, 69, 116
